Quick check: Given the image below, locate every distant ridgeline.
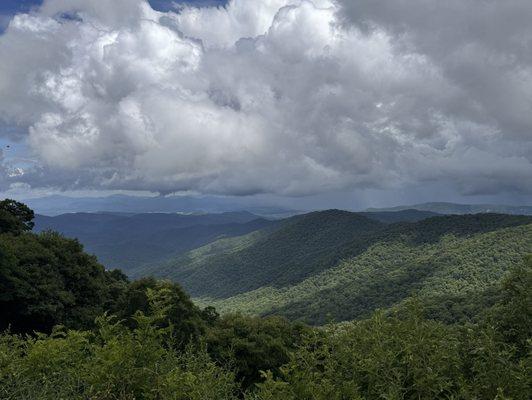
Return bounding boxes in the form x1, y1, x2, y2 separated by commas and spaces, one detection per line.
145, 210, 532, 324
33, 211, 277, 273
366, 201, 532, 215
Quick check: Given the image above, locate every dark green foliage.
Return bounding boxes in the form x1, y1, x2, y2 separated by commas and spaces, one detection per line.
0, 232, 210, 342
196, 214, 531, 324
360, 208, 440, 223
406, 288, 501, 324
0, 201, 530, 398
164, 210, 384, 298
1, 258, 530, 399
250, 260, 532, 399
386, 213, 531, 245
0, 201, 209, 340
112, 277, 208, 346
251, 313, 530, 400
0, 315, 238, 400
0, 199, 34, 235
484, 254, 532, 355
205, 314, 309, 389
0, 230, 128, 333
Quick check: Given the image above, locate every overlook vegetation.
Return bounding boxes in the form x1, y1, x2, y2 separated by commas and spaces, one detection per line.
0, 200, 531, 399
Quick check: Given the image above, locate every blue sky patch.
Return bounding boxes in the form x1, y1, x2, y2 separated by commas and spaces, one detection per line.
0, 0, 227, 14
0, 0, 227, 31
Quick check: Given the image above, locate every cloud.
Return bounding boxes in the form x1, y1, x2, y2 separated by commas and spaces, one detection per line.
0, 0, 530, 196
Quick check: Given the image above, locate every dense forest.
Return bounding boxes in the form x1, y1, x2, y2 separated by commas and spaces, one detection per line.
1, 200, 531, 399
144, 210, 531, 324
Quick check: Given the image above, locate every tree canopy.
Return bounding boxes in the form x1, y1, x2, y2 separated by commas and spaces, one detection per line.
0, 199, 34, 235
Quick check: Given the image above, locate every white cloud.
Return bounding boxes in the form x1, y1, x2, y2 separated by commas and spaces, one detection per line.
0, 0, 530, 196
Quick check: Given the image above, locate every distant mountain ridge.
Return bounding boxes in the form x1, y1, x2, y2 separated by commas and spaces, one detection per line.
26, 204, 532, 324
359, 209, 440, 223
23, 194, 297, 218
366, 202, 532, 215
34, 211, 277, 272
33, 208, 440, 277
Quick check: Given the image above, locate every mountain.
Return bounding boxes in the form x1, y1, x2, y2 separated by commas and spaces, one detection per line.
359, 209, 440, 223
366, 202, 532, 215
33, 211, 276, 273
146, 211, 531, 324
128, 210, 438, 280
247, 215, 532, 324
23, 194, 297, 218
147, 210, 385, 298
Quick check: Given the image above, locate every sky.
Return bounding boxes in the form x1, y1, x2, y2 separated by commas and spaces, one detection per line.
0, 0, 531, 209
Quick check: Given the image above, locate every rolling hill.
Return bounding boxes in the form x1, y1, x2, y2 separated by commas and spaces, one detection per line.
147, 211, 532, 324
33, 211, 276, 273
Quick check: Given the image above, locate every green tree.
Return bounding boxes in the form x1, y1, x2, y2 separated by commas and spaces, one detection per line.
206, 314, 309, 390
0, 199, 34, 234
0, 231, 128, 333
0, 315, 238, 400
485, 254, 532, 355
112, 277, 207, 347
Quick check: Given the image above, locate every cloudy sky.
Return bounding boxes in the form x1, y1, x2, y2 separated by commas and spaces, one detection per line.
0, 0, 531, 209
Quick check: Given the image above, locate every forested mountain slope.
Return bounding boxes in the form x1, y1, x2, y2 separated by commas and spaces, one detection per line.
154, 212, 531, 324
33, 211, 275, 272
213, 223, 531, 324
134, 209, 439, 280
153, 210, 385, 298
358, 209, 439, 223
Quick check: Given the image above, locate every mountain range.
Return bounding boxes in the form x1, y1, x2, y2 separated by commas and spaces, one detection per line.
367, 202, 532, 215
34, 211, 275, 272
23, 194, 297, 218
141, 211, 532, 324
22, 196, 532, 218
31, 201, 532, 325
34, 209, 442, 274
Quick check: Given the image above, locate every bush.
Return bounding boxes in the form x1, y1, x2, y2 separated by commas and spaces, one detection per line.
0, 314, 238, 400
206, 314, 309, 389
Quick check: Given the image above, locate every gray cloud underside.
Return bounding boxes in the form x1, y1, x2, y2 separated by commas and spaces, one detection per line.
0, 0, 530, 196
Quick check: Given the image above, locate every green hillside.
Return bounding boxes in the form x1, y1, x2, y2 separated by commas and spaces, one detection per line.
154, 212, 532, 324
130, 228, 272, 279
1, 200, 531, 399
153, 210, 385, 298
209, 223, 530, 324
